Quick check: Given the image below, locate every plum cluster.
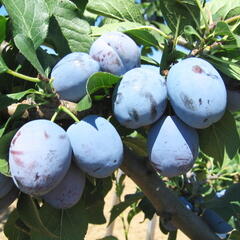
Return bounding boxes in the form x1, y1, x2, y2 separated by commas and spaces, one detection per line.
3, 31, 229, 210
8, 116, 123, 209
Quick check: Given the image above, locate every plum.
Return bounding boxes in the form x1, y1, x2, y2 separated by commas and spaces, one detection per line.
90, 32, 141, 75
167, 57, 227, 128
0, 186, 19, 210
42, 164, 85, 209
9, 119, 72, 196
202, 209, 233, 233
51, 52, 100, 102
67, 115, 123, 178
147, 115, 199, 177
0, 173, 14, 199
113, 67, 167, 129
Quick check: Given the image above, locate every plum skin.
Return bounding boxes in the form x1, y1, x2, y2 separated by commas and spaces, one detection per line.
67, 115, 124, 178
90, 31, 141, 75
113, 67, 167, 129
167, 57, 227, 129
147, 115, 199, 177
42, 164, 85, 209
51, 52, 100, 102
9, 119, 72, 196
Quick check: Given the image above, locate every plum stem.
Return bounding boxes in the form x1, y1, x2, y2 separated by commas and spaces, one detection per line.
59, 106, 80, 123
6, 69, 41, 83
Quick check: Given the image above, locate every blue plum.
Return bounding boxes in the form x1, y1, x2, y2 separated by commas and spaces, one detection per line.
51, 52, 100, 102
147, 115, 199, 177
0, 173, 14, 199
90, 32, 141, 75
167, 57, 227, 128
9, 119, 72, 196
67, 115, 123, 178
42, 164, 85, 209
202, 209, 233, 234
0, 186, 19, 210
113, 67, 167, 129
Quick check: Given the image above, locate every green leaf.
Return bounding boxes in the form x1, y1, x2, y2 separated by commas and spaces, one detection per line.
46, 0, 92, 54
159, 0, 200, 34
87, 0, 144, 24
199, 111, 240, 166
91, 22, 142, 36
4, 209, 31, 240
109, 192, 144, 225
0, 129, 18, 175
138, 197, 156, 220
0, 89, 41, 111
14, 34, 46, 76
31, 200, 88, 240
184, 25, 203, 41
17, 194, 58, 238
205, 0, 240, 21
0, 104, 34, 138
76, 72, 121, 112
0, 16, 7, 43
98, 237, 118, 240
2, 0, 49, 48
205, 55, 240, 80
0, 55, 8, 73
228, 230, 240, 240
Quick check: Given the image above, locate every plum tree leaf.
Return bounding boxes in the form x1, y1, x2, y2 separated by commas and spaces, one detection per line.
17, 194, 58, 238
199, 111, 240, 166
76, 72, 121, 112
109, 192, 144, 225
0, 55, 8, 73
0, 16, 7, 43
2, 0, 49, 48
31, 200, 88, 240
14, 34, 46, 76
87, 0, 144, 24
205, 0, 240, 21
0, 89, 40, 112
0, 129, 17, 176
159, 0, 200, 34
4, 209, 31, 240
46, 0, 92, 55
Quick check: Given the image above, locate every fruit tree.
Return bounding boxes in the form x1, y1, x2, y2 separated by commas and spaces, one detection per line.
0, 0, 239, 240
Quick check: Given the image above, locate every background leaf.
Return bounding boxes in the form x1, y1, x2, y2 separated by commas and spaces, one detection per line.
2, 0, 49, 48
199, 111, 240, 166
159, 0, 200, 34
0, 55, 8, 73
87, 0, 144, 24
14, 34, 46, 76
76, 72, 121, 112
46, 0, 92, 55
0, 16, 7, 43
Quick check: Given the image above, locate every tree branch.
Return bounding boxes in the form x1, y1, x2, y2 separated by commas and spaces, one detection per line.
120, 148, 221, 240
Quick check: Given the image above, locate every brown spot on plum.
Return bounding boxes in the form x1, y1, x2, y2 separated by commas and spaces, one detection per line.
192, 65, 204, 74
35, 173, 40, 181
14, 157, 24, 167
180, 93, 195, 111
207, 100, 210, 104
206, 73, 219, 80
44, 131, 49, 139
203, 118, 208, 122
59, 134, 66, 139
128, 109, 139, 122
199, 98, 202, 105
10, 150, 24, 155
12, 131, 21, 145
113, 160, 117, 163
144, 93, 158, 120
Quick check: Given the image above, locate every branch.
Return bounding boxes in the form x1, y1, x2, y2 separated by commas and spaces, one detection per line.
120, 148, 221, 240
